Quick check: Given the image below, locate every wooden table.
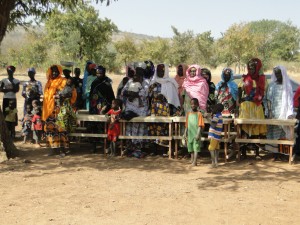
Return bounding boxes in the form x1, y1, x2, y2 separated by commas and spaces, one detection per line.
234, 118, 297, 164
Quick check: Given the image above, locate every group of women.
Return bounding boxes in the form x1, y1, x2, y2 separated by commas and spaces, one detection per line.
1, 57, 299, 159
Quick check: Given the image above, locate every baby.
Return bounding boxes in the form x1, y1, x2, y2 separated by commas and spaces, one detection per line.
127, 79, 143, 107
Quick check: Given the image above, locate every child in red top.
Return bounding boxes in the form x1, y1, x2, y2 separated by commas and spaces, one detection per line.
106, 99, 122, 156
31, 107, 43, 146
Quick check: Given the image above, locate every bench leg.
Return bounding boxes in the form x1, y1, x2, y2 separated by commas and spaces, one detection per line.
169, 140, 172, 159
289, 145, 293, 164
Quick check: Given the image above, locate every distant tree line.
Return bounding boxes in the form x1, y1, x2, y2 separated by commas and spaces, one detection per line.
0, 2, 299, 74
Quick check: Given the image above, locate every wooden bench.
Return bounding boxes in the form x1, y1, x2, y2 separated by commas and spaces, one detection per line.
172, 116, 235, 161
119, 116, 173, 158
69, 114, 108, 152
234, 118, 297, 164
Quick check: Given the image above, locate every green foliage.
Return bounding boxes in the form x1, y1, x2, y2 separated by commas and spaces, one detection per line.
170, 26, 195, 66
217, 23, 259, 73
114, 35, 138, 66
194, 31, 218, 68
45, 3, 117, 67
138, 38, 171, 64
248, 20, 300, 64
1, 0, 116, 44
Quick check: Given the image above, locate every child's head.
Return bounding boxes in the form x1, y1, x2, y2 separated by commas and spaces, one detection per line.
66, 77, 73, 86
26, 104, 33, 114
34, 107, 42, 115
32, 100, 39, 108
211, 103, 224, 114
112, 99, 122, 110
190, 98, 199, 112
8, 100, 15, 109
122, 77, 129, 86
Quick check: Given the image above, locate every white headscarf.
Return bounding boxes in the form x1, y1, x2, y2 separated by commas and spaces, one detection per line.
271, 65, 294, 138
271, 65, 294, 119
150, 63, 180, 108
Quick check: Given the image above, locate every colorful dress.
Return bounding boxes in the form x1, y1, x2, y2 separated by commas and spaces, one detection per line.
107, 109, 121, 142
238, 59, 267, 136
21, 113, 33, 138
22, 79, 43, 115
121, 78, 149, 147
215, 68, 238, 114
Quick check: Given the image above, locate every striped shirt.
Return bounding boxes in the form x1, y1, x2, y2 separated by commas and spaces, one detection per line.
208, 113, 223, 141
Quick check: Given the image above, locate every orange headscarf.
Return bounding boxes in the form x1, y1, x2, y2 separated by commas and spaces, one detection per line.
42, 65, 66, 120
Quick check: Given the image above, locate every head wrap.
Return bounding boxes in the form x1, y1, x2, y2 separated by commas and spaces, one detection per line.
7, 65, 16, 72
216, 68, 238, 100
46, 65, 63, 80
271, 65, 293, 119
96, 65, 106, 76
242, 58, 265, 106
182, 64, 209, 110
150, 63, 180, 108
174, 63, 188, 95
28, 67, 36, 74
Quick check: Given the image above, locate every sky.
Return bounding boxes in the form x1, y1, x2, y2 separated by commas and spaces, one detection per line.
94, 0, 300, 38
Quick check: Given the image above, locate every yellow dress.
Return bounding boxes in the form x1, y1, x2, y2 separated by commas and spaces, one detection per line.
238, 79, 267, 136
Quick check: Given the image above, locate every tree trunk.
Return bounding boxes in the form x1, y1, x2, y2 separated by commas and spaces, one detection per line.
0, 0, 16, 44
0, 106, 17, 160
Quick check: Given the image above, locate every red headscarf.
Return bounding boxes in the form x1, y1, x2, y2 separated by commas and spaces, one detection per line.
242, 58, 265, 106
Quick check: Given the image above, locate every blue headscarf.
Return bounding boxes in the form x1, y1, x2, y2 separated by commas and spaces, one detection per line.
215, 68, 238, 100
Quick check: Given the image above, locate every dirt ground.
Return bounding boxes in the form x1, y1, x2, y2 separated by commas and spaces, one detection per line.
1, 70, 300, 225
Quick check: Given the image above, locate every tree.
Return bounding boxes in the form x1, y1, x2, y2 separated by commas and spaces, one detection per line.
0, 0, 115, 158
248, 20, 300, 62
114, 35, 138, 66
217, 23, 258, 73
170, 26, 195, 66
45, 3, 117, 66
138, 38, 171, 64
194, 31, 218, 68
0, 0, 116, 44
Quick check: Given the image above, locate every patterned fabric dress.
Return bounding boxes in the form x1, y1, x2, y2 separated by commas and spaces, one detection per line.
121, 79, 149, 147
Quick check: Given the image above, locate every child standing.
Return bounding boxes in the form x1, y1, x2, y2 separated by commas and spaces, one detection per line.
208, 103, 224, 168
106, 99, 122, 156
21, 104, 33, 143
31, 107, 43, 147
5, 100, 18, 138
183, 98, 205, 166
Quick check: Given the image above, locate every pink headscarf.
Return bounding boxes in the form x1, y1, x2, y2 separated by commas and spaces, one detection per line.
182, 64, 209, 110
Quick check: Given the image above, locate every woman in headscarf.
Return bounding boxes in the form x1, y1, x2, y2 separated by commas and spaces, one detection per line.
43, 65, 76, 153
265, 65, 294, 157
89, 66, 115, 115
182, 65, 209, 115
42, 65, 66, 121
215, 68, 238, 114
82, 60, 93, 109
174, 63, 188, 109
201, 68, 216, 113
236, 58, 267, 159
85, 63, 97, 111
116, 63, 135, 99
121, 65, 150, 151
148, 63, 180, 150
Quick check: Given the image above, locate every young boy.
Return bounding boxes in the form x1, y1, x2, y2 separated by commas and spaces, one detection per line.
106, 99, 122, 156
208, 103, 224, 168
21, 104, 33, 143
5, 100, 18, 138
183, 98, 205, 166
32, 107, 43, 147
